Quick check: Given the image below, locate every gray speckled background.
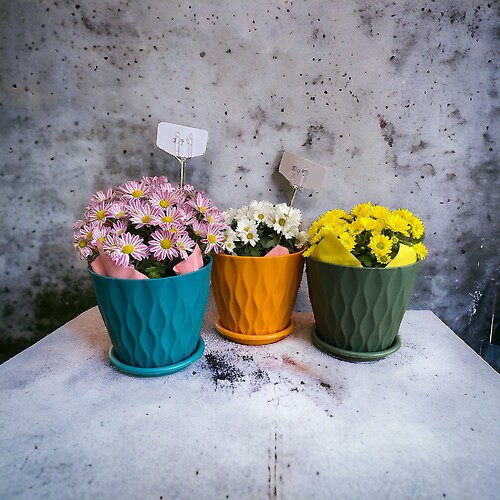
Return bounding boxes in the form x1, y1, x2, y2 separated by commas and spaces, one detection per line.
0, 1, 498, 356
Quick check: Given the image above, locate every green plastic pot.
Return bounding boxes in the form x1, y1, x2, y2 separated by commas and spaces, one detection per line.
306, 258, 419, 361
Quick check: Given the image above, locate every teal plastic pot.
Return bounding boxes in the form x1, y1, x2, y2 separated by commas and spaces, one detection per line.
88, 257, 212, 376
306, 258, 419, 361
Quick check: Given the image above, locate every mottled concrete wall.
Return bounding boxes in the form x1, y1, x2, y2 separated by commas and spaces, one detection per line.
0, 1, 498, 353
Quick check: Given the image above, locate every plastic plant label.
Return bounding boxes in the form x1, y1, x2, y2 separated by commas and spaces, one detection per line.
278, 151, 327, 189
156, 122, 208, 159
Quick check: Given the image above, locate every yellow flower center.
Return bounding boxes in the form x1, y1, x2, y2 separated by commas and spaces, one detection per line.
97, 210, 106, 221
161, 239, 172, 250
132, 189, 143, 198
208, 234, 217, 244
78, 240, 88, 248
141, 215, 151, 224
122, 244, 134, 255
160, 200, 170, 208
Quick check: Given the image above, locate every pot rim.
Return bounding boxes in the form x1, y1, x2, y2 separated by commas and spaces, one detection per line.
88, 255, 213, 281
214, 247, 305, 261
306, 255, 420, 271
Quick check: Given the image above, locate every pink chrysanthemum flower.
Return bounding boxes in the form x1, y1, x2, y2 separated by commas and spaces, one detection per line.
108, 202, 127, 219
203, 208, 225, 226
149, 188, 181, 210
73, 229, 95, 259
74, 177, 228, 277
182, 184, 196, 195
201, 224, 225, 253
191, 219, 206, 238
111, 220, 128, 236
149, 229, 179, 261
72, 219, 86, 231
154, 206, 184, 229
90, 188, 114, 204
102, 232, 120, 255
182, 206, 197, 226
118, 180, 148, 200
128, 199, 161, 228
144, 176, 171, 191
91, 225, 110, 245
189, 192, 212, 214
175, 233, 196, 260
86, 201, 113, 224
109, 233, 149, 267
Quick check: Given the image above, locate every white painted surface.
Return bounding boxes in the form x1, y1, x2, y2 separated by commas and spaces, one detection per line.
1, 308, 499, 499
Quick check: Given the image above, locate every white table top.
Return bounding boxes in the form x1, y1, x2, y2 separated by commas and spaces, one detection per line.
1, 307, 499, 499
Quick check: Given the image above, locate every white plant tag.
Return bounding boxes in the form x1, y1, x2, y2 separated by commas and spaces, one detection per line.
279, 151, 327, 189
156, 122, 208, 159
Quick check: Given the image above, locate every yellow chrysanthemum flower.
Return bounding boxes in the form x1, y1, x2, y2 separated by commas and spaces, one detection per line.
393, 208, 414, 221
320, 208, 349, 221
368, 233, 393, 256
414, 242, 428, 260
349, 220, 365, 235
306, 203, 426, 267
386, 213, 410, 235
351, 202, 373, 218
358, 216, 380, 232
410, 216, 425, 240
370, 205, 391, 220
338, 231, 356, 252
375, 253, 392, 265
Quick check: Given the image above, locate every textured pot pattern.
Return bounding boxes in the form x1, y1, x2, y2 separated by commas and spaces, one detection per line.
89, 257, 212, 368
211, 250, 305, 341
306, 258, 419, 353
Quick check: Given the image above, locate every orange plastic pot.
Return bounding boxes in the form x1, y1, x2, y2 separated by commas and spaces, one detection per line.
211, 249, 305, 345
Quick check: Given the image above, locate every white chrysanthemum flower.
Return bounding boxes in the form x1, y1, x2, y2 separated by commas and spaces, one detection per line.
223, 208, 237, 225
295, 230, 308, 248
234, 205, 252, 220
222, 227, 238, 253
250, 200, 274, 225
283, 217, 303, 239
236, 218, 259, 247
270, 204, 290, 234
286, 206, 302, 227
235, 217, 254, 234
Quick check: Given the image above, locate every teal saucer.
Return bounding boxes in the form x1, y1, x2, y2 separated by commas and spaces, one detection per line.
109, 338, 205, 376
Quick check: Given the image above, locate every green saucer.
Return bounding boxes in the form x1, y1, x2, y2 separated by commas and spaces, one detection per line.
312, 328, 401, 362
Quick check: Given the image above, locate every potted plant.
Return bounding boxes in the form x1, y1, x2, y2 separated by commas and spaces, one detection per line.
304, 202, 427, 361
211, 200, 307, 345
73, 176, 226, 376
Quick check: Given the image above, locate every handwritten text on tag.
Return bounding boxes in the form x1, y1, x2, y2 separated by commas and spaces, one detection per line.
279, 151, 327, 190
156, 122, 208, 159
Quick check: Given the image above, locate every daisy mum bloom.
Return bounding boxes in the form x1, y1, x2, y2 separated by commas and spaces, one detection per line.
306, 203, 427, 268
118, 180, 148, 200
250, 200, 274, 224
74, 176, 227, 278
149, 229, 179, 261
110, 233, 149, 268
221, 201, 305, 256
128, 199, 162, 228
202, 223, 226, 253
